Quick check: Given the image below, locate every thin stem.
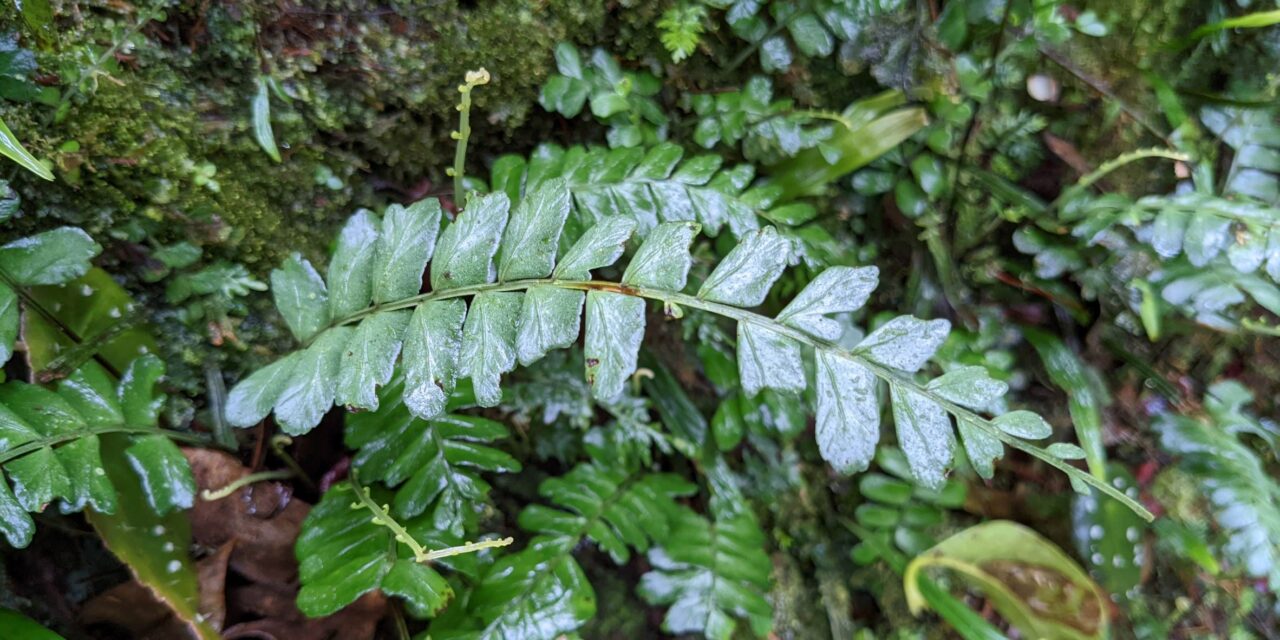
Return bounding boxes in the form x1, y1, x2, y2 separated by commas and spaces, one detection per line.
269, 435, 315, 491
200, 469, 293, 501
324, 278, 1153, 521
449, 69, 490, 202
1063, 148, 1190, 199
348, 470, 511, 564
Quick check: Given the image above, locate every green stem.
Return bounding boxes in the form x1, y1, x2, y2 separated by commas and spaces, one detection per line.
200, 469, 294, 501
349, 470, 511, 565
450, 69, 490, 202
1067, 148, 1190, 196
325, 278, 1153, 521
0, 425, 210, 466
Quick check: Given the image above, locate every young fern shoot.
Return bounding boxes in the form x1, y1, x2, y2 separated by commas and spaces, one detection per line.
225, 176, 1152, 520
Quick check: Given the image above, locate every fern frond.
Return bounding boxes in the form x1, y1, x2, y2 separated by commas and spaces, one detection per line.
344, 374, 521, 537
491, 143, 772, 240
0, 227, 102, 367
638, 508, 773, 640
0, 357, 196, 547
431, 459, 694, 638
1202, 105, 1280, 205
1157, 381, 1280, 592
225, 182, 1151, 519
295, 480, 460, 618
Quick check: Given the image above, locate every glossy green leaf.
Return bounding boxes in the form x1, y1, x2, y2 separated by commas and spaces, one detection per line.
1073, 465, 1145, 598
224, 352, 301, 427
638, 509, 773, 640
516, 286, 583, 366
584, 291, 644, 402
273, 327, 353, 434
270, 254, 330, 343
327, 209, 380, 318
552, 216, 637, 280
335, 310, 410, 411
905, 521, 1109, 640
56, 362, 123, 426
403, 300, 466, 420
815, 351, 879, 474
432, 192, 510, 290
374, 199, 442, 303
123, 434, 196, 516
497, 178, 571, 281
296, 482, 453, 618
622, 221, 699, 290
87, 434, 217, 639
776, 266, 878, 340
252, 77, 281, 163
0, 115, 53, 180
119, 354, 165, 428
854, 315, 950, 373
0, 284, 16, 366
737, 321, 804, 396
890, 383, 954, 489
460, 292, 521, 407
697, 226, 788, 306
461, 536, 596, 638
347, 376, 519, 532
0, 227, 101, 286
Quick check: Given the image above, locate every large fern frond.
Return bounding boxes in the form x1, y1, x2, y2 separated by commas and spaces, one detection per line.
0, 356, 196, 547
224, 181, 1149, 517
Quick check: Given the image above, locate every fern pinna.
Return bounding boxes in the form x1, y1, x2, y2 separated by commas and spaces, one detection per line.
226, 174, 1144, 516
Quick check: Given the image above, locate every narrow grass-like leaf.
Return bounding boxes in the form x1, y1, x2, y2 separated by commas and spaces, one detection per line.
432, 193, 510, 290
585, 291, 645, 402
460, 292, 521, 407
403, 300, 466, 420
0, 115, 53, 181
252, 77, 281, 163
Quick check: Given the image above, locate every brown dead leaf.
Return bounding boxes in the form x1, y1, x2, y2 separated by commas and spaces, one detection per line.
184, 448, 307, 587
197, 540, 236, 631
181, 447, 387, 639
80, 579, 198, 640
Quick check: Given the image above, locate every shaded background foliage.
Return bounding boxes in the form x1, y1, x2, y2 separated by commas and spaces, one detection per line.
2, 0, 1280, 638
